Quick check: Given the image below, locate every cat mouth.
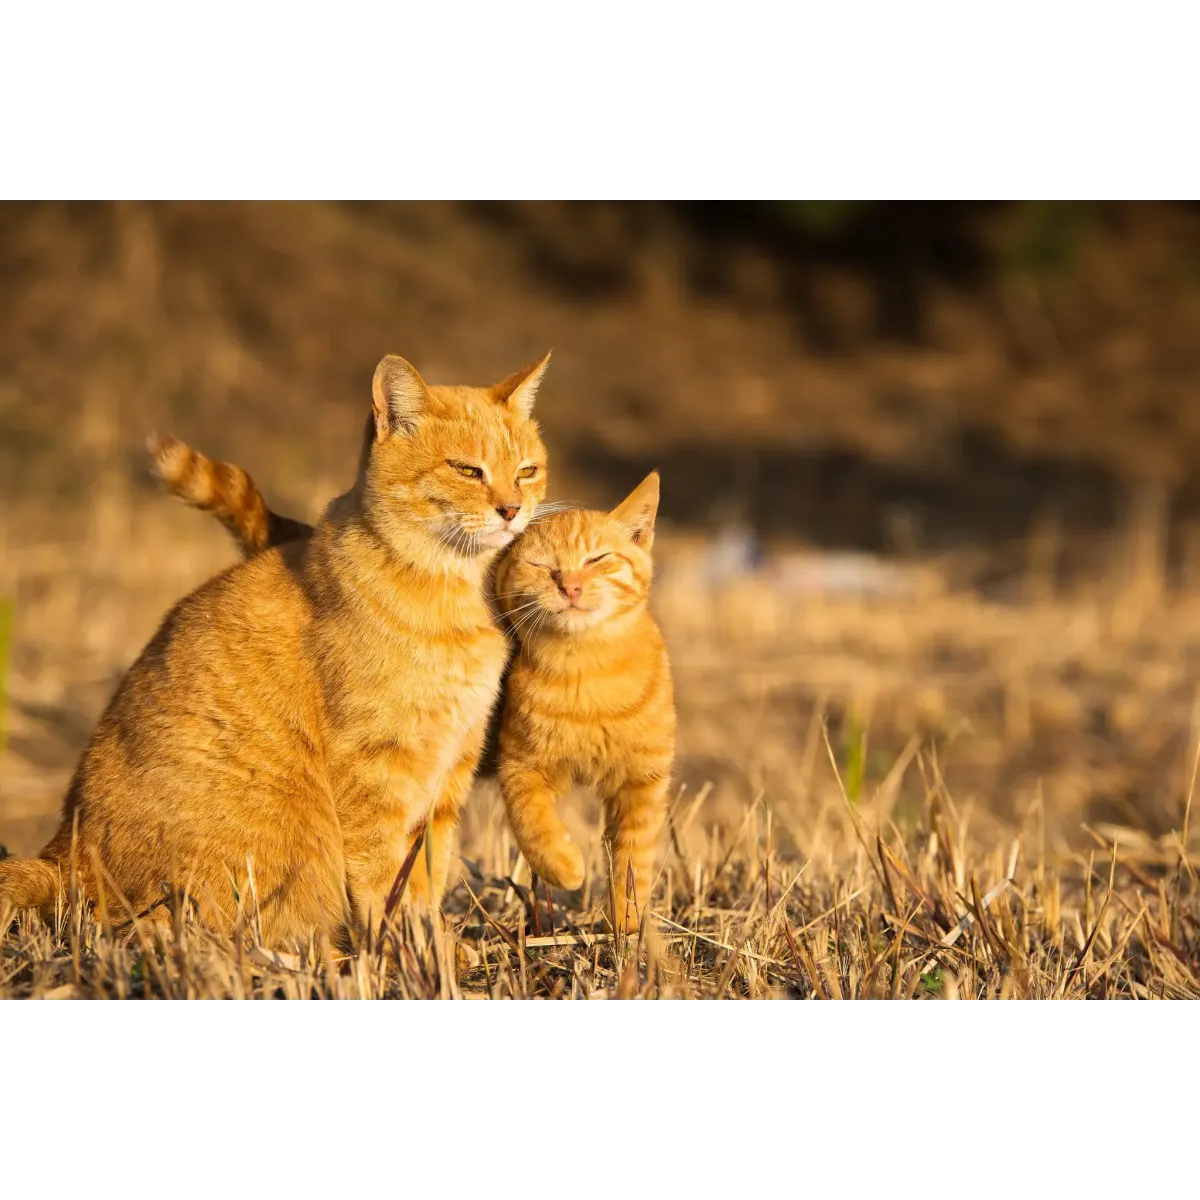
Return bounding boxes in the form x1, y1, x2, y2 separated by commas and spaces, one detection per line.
558, 603, 599, 618
479, 529, 516, 548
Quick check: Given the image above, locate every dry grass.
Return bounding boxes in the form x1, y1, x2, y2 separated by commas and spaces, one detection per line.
3, 763, 1197, 999
3, 476, 1200, 998
4, 202, 1200, 997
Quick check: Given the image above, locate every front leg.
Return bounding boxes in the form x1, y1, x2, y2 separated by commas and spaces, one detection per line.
403, 721, 491, 911
499, 759, 584, 891
340, 721, 488, 936
603, 777, 669, 934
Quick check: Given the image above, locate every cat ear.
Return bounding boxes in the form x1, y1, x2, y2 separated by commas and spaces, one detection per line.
492, 351, 552, 419
372, 355, 429, 440
611, 470, 660, 550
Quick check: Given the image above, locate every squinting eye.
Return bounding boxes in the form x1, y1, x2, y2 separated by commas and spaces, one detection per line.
585, 552, 610, 565
517, 465, 539, 480
449, 461, 483, 479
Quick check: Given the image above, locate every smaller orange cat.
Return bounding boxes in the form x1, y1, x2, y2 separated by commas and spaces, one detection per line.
493, 473, 675, 934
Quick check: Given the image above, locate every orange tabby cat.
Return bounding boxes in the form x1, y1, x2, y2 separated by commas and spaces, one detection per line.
493, 473, 675, 933
0, 353, 550, 947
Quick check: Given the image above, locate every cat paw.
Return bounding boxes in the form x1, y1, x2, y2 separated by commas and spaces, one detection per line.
533, 837, 585, 891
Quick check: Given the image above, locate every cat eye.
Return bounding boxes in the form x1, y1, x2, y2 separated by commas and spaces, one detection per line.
585, 552, 611, 565
448, 461, 484, 479
516, 465, 539, 480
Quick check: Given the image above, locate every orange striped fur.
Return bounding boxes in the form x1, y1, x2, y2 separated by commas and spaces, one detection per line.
148, 432, 313, 556
147, 432, 516, 775
493, 472, 675, 934
0, 353, 551, 948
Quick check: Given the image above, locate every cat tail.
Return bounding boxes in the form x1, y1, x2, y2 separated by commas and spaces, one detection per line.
146, 433, 314, 558
0, 855, 61, 917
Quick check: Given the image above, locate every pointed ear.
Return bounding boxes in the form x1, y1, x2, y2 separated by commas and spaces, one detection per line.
492, 351, 552, 419
611, 471, 660, 550
372, 355, 429, 440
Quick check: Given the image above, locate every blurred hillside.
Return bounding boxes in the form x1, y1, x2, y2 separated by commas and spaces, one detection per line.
4, 201, 1200, 566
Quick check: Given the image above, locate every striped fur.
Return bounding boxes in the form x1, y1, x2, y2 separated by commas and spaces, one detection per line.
148, 433, 313, 557
493, 472, 675, 934
148, 431, 507, 779
1, 353, 551, 947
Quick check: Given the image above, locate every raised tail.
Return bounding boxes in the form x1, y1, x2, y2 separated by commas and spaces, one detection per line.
147, 433, 314, 558
0, 855, 62, 917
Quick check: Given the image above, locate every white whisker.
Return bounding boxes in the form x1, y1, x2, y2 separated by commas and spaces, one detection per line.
501, 599, 544, 620
509, 604, 549, 639
517, 608, 553, 660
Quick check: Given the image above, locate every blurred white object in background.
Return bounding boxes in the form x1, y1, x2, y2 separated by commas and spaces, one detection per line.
662, 522, 934, 601
769, 549, 927, 598
702, 524, 763, 584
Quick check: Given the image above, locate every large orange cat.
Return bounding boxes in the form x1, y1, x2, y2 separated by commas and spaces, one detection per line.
0, 353, 550, 947
493, 474, 675, 933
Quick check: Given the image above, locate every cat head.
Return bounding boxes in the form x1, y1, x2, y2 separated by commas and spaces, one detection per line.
362, 353, 550, 569
496, 471, 660, 639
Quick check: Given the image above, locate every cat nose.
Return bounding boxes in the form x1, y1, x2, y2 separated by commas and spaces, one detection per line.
496, 504, 521, 523
559, 580, 583, 603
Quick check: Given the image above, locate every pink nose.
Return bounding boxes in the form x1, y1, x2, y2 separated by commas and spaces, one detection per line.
560, 582, 582, 603
496, 504, 520, 522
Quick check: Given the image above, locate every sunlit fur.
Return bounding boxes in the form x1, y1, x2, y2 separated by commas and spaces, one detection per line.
0, 354, 550, 948
148, 432, 312, 554
492, 473, 676, 933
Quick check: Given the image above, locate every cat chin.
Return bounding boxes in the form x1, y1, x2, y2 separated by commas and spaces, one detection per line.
555, 606, 604, 632
479, 529, 516, 549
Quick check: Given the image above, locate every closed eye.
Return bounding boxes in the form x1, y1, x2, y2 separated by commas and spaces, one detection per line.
448, 460, 484, 479
585, 552, 611, 565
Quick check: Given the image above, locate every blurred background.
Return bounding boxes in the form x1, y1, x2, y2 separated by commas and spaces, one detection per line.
3, 201, 1200, 870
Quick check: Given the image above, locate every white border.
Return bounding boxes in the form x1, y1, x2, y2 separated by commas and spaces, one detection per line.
1, 1001, 1196, 1195
2, 5, 1198, 198
3, 4, 1198, 1193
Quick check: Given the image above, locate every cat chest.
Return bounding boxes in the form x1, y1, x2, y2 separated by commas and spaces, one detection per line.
327, 622, 507, 802
379, 623, 506, 716
506, 663, 668, 776
326, 622, 506, 741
